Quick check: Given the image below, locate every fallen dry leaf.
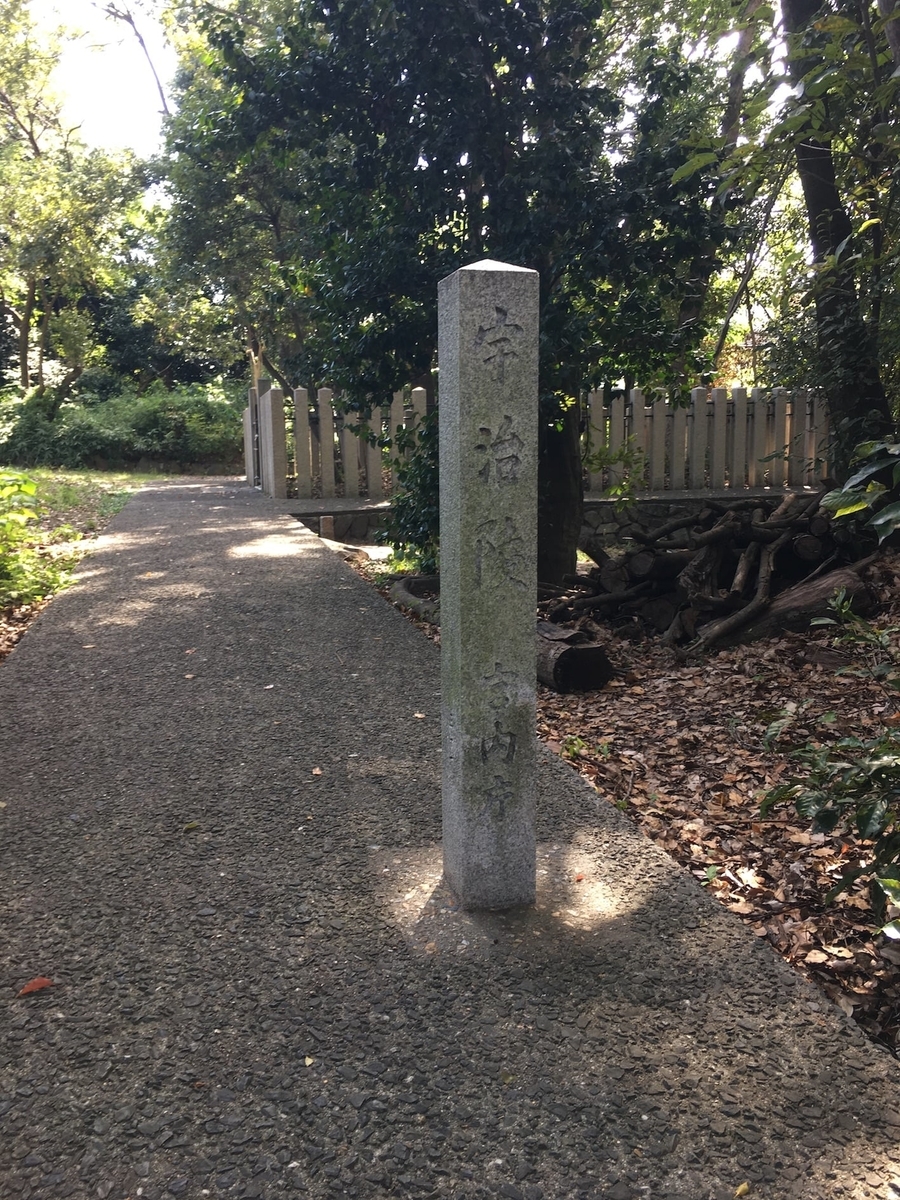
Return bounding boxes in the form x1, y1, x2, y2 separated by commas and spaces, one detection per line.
17, 976, 54, 996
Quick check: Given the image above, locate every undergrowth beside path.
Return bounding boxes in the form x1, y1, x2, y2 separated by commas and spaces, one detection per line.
0, 469, 161, 661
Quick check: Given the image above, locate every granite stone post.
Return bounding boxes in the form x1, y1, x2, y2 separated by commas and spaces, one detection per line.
258, 384, 288, 499
438, 259, 539, 909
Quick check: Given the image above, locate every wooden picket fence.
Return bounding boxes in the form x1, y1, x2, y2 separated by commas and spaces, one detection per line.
586, 385, 828, 493
245, 381, 829, 501
245, 383, 428, 501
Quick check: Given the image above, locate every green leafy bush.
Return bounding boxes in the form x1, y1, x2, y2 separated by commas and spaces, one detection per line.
762, 591, 900, 938
380, 409, 439, 574
0, 406, 59, 467
0, 470, 77, 608
105, 385, 243, 463
53, 408, 127, 468
0, 383, 244, 469
820, 440, 900, 546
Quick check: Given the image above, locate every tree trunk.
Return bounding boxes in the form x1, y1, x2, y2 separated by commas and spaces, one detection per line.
19, 279, 35, 390
780, 0, 894, 476
878, 0, 900, 66
538, 398, 583, 586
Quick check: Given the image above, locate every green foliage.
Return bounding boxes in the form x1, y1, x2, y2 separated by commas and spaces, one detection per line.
0, 384, 244, 469
380, 410, 438, 575
0, 469, 76, 607
762, 591, 900, 935
820, 440, 900, 545
101, 384, 244, 464
25, 468, 139, 529
582, 433, 647, 510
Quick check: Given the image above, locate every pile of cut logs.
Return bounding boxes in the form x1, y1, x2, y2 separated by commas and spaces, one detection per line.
545, 492, 876, 652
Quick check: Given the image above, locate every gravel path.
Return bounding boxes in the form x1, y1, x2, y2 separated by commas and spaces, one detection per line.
1, 479, 898, 1200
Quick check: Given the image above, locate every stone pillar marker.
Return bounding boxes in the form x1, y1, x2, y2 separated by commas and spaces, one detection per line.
438, 259, 539, 909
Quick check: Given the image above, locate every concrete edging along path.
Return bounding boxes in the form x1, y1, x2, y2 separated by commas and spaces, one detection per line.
1, 478, 897, 1200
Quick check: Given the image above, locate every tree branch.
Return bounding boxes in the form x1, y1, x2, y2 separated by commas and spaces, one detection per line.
95, 2, 170, 116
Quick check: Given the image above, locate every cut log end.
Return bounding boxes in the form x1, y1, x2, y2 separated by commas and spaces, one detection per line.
536, 638, 615, 692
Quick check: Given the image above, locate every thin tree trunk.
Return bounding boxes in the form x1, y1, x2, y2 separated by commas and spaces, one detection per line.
538, 397, 583, 586
877, 0, 900, 66
19, 279, 35, 390
674, 0, 765, 374
780, 0, 893, 477
36, 286, 51, 395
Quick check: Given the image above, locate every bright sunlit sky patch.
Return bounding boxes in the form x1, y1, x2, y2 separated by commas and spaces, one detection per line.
31, 0, 177, 157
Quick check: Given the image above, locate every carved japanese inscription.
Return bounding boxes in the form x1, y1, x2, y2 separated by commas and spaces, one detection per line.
481, 663, 519, 708
474, 415, 524, 485
473, 516, 527, 590
481, 720, 517, 765
474, 306, 525, 383
483, 776, 515, 820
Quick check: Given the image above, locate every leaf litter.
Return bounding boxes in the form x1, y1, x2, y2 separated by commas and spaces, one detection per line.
535, 609, 900, 1055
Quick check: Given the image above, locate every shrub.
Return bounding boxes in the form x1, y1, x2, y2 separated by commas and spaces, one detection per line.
0, 470, 76, 608
0, 407, 58, 467
0, 383, 244, 469
115, 384, 242, 464
380, 409, 439, 574
53, 408, 128, 468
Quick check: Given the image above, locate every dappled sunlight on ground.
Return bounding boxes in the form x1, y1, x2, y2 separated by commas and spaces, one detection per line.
227, 532, 317, 559
372, 835, 650, 960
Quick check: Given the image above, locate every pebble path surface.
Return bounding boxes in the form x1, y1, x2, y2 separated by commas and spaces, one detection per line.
1, 478, 898, 1200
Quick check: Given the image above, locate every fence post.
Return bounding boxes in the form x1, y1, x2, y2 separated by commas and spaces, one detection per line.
365, 408, 384, 499
649, 393, 667, 491
629, 388, 646, 492
710, 386, 728, 489
244, 387, 255, 485
410, 387, 427, 448
317, 388, 336, 498
772, 387, 789, 488
587, 390, 605, 493
749, 387, 766, 486
293, 388, 312, 498
689, 386, 708, 489
258, 384, 287, 499
671, 401, 687, 491
339, 409, 361, 498
811, 390, 830, 479
608, 392, 626, 491
786, 389, 804, 487
390, 390, 405, 494
731, 387, 748, 490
